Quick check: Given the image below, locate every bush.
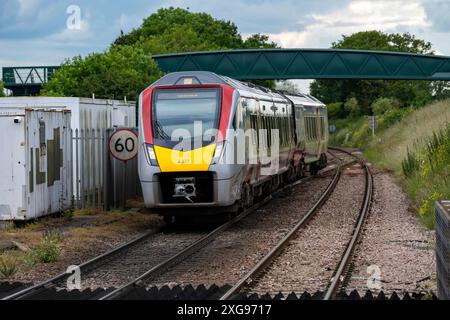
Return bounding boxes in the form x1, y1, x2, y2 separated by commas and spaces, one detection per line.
378, 108, 408, 129
0, 80, 5, 97
33, 242, 60, 263
27, 230, 64, 264
0, 253, 18, 278
371, 97, 401, 115
402, 124, 450, 228
327, 102, 345, 119
344, 97, 360, 117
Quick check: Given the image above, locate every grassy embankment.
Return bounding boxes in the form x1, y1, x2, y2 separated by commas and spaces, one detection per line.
330, 99, 450, 229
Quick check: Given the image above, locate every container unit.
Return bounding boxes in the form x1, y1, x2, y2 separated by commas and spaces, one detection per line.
0, 108, 72, 221
0, 97, 136, 131
0, 97, 136, 206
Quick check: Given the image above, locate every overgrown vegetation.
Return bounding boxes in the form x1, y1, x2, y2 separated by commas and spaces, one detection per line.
26, 230, 64, 265
0, 253, 18, 278
401, 125, 450, 228
331, 99, 450, 228
0, 80, 5, 97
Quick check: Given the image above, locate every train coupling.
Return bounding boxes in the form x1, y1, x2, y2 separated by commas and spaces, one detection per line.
173, 177, 196, 203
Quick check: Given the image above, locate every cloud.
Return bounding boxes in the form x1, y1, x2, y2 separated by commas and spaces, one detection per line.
17, 0, 43, 16
423, 0, 450, 32
1, 0, 450, 71
46, 18, 93, 45
160, 0, 343, 34
268, 0, 430, 48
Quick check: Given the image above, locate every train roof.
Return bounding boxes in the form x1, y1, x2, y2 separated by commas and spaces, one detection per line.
151, 71, 325, 107
284, 93, 326, 108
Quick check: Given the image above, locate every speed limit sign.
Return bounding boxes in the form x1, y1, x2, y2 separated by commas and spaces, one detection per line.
109, 129, 138, 161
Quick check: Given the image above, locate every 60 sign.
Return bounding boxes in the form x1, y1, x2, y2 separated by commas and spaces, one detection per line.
109, 129, 138, 161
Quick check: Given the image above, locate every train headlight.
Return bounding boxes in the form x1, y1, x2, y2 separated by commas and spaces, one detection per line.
211, 142, 225, 165
145, 144, 158, 166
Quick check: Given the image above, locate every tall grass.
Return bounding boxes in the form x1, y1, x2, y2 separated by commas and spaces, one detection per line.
331, 98, 450, 229
365, 99, 450, 172
0, 253, 18, 278
382, 118, 450, 228
401, 147, 420, 177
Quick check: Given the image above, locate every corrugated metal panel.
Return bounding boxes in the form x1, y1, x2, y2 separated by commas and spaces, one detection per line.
0, 97, 136, 202
0, 108, 72, 220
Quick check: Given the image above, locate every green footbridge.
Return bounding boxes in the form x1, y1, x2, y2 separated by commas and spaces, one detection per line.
152, 48, 450, 80
3, 49, 450, 96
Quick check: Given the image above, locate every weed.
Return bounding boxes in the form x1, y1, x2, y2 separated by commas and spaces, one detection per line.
401, 148, 420, 177
26, 230, 63, 264
32, 242, 60, 263
0, 253, 18, 278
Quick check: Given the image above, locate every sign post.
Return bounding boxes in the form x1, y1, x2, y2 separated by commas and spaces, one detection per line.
368, 116, 378, 137
108, 129, 138, 209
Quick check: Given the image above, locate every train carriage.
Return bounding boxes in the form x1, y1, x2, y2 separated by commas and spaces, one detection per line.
138, 71, 328, 221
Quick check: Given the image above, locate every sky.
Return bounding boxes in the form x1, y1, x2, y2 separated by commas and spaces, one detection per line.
1, 0, 450, 92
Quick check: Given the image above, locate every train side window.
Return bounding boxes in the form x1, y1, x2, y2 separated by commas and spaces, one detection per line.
305, 117, 309, 140
321, 117, 326, 137
306, 117, 312, 140
311, 117, 317, 140
276, 117, 286, 146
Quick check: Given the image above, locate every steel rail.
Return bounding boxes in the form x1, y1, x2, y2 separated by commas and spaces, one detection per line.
323, 147, 373, 300
219, 158, 343, 300
98, 172, 321, 300
5, 152, 339, 301
2, 227, 163, 300
98, 154, 343, 300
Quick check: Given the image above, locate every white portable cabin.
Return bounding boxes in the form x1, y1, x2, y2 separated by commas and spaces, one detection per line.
0, 97, 136, 130
0, 97, 136, 207
0, 108, 72, 221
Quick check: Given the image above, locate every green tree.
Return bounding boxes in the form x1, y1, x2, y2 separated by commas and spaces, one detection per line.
327, 102, 346, 119
42, 45, 162, 100
0, 80, 5, 97
371, 97, 401, 116
114, 7, 277, 53
310, 31, 436, 114
114, 7, 243, 50
243, 34, 277, 49
344, 97, 360, 118
43, 7, 278, 98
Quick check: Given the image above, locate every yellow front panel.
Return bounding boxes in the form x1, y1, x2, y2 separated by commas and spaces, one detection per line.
154, 144, 216, 172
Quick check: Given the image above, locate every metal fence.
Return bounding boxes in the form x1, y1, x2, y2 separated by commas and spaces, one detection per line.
71, 127, 141, 210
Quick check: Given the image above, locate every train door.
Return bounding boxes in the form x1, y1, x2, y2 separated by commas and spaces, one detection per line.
315, 107, 322, 156
294, 106, 305, 150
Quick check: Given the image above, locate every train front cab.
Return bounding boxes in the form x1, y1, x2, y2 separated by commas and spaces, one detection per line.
138, 75, 243, 217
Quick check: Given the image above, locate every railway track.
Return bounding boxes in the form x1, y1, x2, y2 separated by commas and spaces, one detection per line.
97, 173, 333, 300
98, 151, 353, 300
323, 148, 373, 300
1, 226, 168, 300
3, 148, 361, 300
218, 147, 373, 300
2, 159, 328, 300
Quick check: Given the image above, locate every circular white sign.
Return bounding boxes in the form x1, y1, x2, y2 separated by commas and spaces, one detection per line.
109, 129, 138, 161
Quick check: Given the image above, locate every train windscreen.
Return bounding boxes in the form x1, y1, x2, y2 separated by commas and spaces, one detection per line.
153, 88, 221, 141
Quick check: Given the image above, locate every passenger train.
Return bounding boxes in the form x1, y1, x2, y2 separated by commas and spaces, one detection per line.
138, 71, 328, 222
